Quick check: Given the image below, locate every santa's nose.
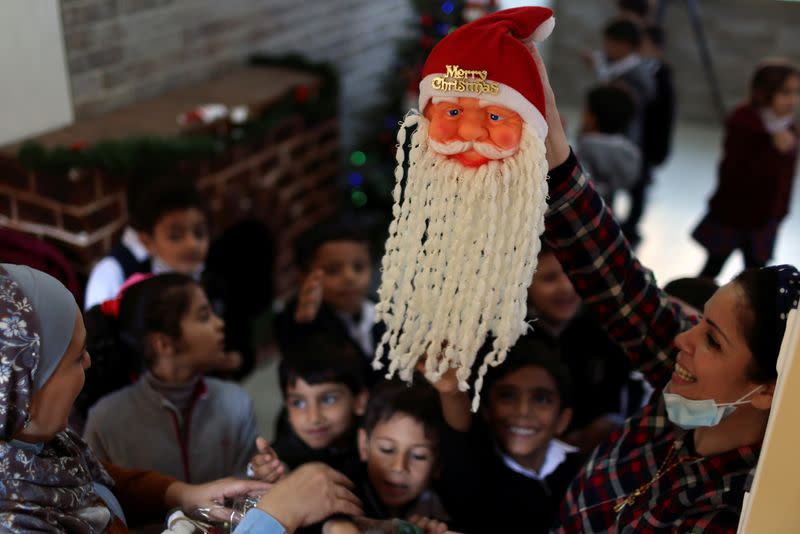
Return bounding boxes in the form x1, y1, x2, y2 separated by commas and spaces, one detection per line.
458, 113, 488, 141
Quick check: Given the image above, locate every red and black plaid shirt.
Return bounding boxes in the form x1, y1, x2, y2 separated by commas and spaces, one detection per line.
545, 152, 759, 533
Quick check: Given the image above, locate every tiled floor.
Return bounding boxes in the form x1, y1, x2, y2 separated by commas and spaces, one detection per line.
564, 109, 800, 287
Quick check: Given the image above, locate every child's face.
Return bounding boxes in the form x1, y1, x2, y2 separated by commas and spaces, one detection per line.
309, 240, 372, 315
358, 414, 437, 512
603, 38, 632, 62
286, 379, 367, 450
770, 74, 800, 118
174, 285, 227, 372
484, 365, 572, 470
140, 208, 209, 274
527, 252, 581, 327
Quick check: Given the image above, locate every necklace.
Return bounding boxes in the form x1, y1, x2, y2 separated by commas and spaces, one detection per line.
613, 439, 700, 513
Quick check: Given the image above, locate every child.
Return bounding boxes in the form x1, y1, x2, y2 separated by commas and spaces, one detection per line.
275, 216, 384, 384
525, 243, 649, 452
252, 331, 369, 483
82, 273, 258, 483
356, 379, 449, 523
430, 337, 583, 533
693, 59, 800, 278
576, 84, 641, 209
623, 23, 677, 245
84, 179, 209, 310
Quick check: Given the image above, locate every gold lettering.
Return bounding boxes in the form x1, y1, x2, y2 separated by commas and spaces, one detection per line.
433, 65, 497, 96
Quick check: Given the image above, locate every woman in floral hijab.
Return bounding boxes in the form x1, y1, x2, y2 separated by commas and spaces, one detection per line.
0, 263, 126, 532
0, 264, 282, 533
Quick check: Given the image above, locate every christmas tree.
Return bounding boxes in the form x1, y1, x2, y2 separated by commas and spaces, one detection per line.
343, 0, 497, 250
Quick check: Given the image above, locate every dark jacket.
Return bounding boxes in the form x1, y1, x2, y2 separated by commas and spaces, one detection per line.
708, 103, 799, 228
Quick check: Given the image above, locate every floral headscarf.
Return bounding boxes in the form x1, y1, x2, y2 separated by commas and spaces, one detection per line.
0, 264, 115, 533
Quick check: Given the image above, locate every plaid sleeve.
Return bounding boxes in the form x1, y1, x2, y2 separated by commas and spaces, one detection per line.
543, 151, 692, 390
678, 508, 740, 534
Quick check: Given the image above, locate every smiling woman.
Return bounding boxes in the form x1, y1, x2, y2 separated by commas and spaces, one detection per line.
529, 42, 800, 532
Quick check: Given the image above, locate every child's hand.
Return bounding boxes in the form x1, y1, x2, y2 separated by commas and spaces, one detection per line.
295, 269, 324, 323
416, 357, 460, 396
408, 515, 449, 534
773, 130, 798, 153
249, 436, 285, 483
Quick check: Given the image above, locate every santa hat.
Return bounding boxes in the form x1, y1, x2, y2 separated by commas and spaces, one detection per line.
418, 7, 555, 139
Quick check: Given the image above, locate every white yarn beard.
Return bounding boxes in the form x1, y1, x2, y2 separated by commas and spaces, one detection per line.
374, 112, 550, 411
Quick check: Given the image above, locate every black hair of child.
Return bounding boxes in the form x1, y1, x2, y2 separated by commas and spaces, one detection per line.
129, 178, 209, 234
294, 214, 371, 273
586, 85, 637, 135
279, 330, 368, 397
362, 377, 445, 449
663, 277, 719, 312
77, 273, 199, 421
617, 0, 650, 18
482, 335, 573, 410
644, 24, 666, 49
604, 18, 643, 49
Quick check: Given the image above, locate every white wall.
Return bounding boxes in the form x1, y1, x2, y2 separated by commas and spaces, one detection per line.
0, 1, 72, 146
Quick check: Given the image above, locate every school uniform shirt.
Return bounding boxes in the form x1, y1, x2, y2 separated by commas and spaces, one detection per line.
84, 227, 150, 310
575, 132, 642, 205
436, 419, 583, 534
547, 151, 759, 533
83, 374, 258, 483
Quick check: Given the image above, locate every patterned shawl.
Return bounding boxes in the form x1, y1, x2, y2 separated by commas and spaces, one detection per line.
0, 264, 115, 533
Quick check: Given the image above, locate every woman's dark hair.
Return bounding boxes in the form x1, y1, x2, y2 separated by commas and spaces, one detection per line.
750, 60, 800, 109
78, 273, 199, 419
362, 377, 444, 452
733, 268, 781, 383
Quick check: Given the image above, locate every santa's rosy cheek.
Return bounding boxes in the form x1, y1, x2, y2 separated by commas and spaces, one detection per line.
490, 126, 522, 149
428, 118, 459, 142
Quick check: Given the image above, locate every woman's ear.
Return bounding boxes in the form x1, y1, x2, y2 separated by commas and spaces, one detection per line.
750, 382, 776, 411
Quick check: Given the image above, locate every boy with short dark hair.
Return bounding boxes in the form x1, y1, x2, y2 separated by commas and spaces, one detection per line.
275, 215, 384, 384
84, 178, 209, 309
356, 378, 450, 523
249, 331, 369, 483
577, 84, 642, 208
430, 336, 583, 534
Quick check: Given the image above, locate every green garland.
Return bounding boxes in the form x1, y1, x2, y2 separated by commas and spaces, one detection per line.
17, 54, 338, 179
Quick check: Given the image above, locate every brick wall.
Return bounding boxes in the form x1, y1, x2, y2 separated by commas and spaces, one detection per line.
548, 0, 800, 123
61, 0, 412, 146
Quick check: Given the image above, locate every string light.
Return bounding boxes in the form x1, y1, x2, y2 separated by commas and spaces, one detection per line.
351, 190, 368, 207
348, 171, 364, 187
441, 1, 454, 15
350, 151, 367, 166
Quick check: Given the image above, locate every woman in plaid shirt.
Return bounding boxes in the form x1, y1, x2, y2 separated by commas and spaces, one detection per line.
533, 49, 800, 533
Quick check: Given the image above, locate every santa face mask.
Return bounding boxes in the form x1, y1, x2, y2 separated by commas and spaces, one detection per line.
372, 5, 556, 411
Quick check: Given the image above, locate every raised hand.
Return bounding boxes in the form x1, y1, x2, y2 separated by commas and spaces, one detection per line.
248, 436, 285, 483
295, 269, 324, 323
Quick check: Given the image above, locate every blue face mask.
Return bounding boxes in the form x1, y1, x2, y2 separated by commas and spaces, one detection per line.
663, 383, 764, 429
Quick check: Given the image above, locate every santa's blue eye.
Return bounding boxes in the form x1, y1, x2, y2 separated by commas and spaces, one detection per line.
489, 113, 502, 121
447, 109, 460, 117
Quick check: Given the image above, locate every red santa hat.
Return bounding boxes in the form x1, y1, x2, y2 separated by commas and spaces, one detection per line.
418, 7, 555, 139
